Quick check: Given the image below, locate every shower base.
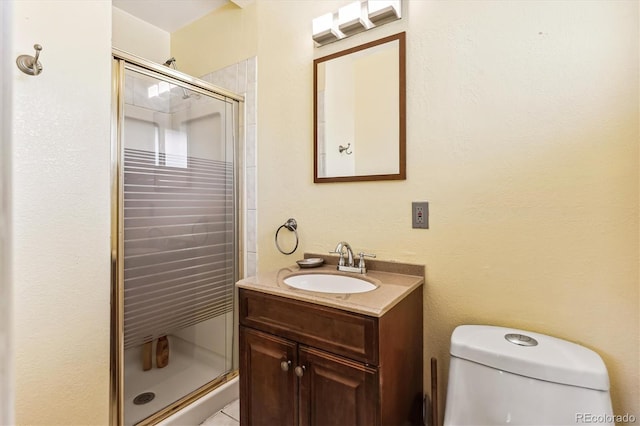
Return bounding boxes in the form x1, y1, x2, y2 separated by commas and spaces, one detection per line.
124, 335, 229, 426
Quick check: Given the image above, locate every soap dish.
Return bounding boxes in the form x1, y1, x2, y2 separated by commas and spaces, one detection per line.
296, 258, 324, 268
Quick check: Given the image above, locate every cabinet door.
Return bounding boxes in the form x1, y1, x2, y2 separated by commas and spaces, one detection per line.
298, 346, 379, 426
240, 327, 298, 426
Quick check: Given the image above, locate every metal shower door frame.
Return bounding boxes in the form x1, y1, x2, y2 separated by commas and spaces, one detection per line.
110, 48, 244, 426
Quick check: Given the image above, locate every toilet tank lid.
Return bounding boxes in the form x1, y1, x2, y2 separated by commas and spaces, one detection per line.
449, 325, 610, 391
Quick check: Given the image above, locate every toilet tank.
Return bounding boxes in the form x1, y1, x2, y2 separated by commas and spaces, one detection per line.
443, 325, 613, 426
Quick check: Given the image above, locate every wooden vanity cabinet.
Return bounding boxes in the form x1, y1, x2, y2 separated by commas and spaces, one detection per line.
240, 327, 298, 426
239, 287, 423, 426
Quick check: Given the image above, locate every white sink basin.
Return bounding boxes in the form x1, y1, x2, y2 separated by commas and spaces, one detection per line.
284, 274, 377, 294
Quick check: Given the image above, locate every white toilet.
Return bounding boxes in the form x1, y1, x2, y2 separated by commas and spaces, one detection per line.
444, 325, 614, 426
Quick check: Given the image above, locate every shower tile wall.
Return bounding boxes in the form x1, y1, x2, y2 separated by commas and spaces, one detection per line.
201, 57, 258, 278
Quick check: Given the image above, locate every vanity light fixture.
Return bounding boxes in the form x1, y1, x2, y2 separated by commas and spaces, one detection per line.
312, 0, 402, 47
338, 1, 370, 36
367, 0, 401, 25
312, 12, 343, 46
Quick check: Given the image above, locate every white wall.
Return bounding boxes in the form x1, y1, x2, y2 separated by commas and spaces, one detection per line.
11, 1, 112, 424
112, 6, 170, 64
1, 1, 13, 424
325, 57, 356, 177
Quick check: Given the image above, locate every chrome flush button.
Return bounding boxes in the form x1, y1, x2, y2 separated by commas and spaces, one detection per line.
505, 333, 538, 346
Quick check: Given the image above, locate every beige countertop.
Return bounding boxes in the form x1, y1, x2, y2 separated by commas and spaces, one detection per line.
236, 258, 424, 317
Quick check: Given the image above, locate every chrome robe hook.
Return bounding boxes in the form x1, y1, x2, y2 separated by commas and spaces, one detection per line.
16, 44, 43, 76
338, 143, 352, 155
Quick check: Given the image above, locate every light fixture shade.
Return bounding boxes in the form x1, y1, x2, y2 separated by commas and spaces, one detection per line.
312, 0, 400, 47
312, 12, 342, 45
338, 1, 368, 36
367, 0, 401, 25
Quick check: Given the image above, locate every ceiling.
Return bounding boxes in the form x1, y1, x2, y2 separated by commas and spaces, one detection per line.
113, 0, 234, 33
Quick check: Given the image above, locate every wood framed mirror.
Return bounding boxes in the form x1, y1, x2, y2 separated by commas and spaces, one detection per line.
314, 32, 406, 183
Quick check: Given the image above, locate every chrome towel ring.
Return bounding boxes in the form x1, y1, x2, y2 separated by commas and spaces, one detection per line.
275, 218, 298, 255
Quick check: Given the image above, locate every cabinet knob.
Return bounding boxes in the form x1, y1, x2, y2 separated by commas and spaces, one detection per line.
281, 360, 291, 372
294, 365, 306, 377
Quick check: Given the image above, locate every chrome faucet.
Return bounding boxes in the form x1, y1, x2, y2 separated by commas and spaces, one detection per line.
331, 241, 375, 274
332, 241, 355, 268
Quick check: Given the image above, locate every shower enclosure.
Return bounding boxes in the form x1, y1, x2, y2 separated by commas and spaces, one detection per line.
111, 50, 243, 426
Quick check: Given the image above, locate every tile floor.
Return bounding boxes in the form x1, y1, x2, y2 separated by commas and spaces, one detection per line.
201, 399, 240, 426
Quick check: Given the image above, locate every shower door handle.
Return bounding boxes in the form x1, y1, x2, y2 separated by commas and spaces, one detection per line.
281, 360, 291, 372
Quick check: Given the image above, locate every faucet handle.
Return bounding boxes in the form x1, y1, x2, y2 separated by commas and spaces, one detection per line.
329, 250, 346, 266
357, 252, 376, 269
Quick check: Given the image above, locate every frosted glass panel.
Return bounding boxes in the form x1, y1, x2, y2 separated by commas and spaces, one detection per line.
121, 67, 236, 425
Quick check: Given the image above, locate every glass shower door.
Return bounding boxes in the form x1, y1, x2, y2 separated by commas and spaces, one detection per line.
119, 65, 237, 425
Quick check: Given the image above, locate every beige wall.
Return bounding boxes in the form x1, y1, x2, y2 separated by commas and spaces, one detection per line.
171, 2, 258, 77
354, 45, 399, 175
4, 0, 635, 422
11, 1, 112, 424
174, 0, 639, 421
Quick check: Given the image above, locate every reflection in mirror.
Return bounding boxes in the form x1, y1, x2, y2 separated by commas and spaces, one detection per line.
314, 32, 405, 183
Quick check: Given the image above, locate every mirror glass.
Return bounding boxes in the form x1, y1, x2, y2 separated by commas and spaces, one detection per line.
314, 32, 405, 183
